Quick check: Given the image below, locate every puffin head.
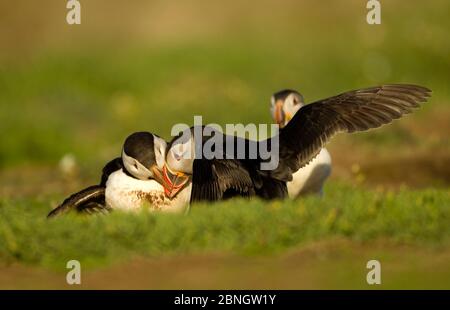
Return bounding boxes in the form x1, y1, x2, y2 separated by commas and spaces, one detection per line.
270, 89, 304, 128
160, 127, 196, 198
121, 131, 167, 184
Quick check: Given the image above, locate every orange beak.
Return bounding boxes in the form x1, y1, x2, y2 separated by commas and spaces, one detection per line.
151, 165, 166, 189
159, 165, 190, 199
274, 100, 285, 126
284, 112, 293, 123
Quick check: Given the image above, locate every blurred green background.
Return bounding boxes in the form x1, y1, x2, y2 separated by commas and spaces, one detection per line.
0, 0, 449, 289
1, 1, 449, 179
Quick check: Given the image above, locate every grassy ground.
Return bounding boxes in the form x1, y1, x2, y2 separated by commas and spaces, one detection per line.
0, 183, 449, 289
0, 1, 449, 289
1, 183, 449, 268
2, 239, 450, 289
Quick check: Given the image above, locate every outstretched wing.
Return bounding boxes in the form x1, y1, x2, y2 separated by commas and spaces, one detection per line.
272, 84, 431, 181
190, 158, 256, 203
47, 185, 109, 218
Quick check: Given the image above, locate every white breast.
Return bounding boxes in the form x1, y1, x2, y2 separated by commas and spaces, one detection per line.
105, 169, 191, 213
287, 148, 332, 198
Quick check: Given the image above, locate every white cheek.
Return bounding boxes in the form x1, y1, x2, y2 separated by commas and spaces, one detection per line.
166, 153, 173, 167
139, 167, 154, 178
167, 150, 192, 174
153, 136, 167, 169
172, 143, 190, 160
177, 144, 187, 157
286, 101, 300, 116
155, 147, 165, 169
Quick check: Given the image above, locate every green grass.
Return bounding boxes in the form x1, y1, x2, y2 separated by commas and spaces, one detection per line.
1, 182, 448, 270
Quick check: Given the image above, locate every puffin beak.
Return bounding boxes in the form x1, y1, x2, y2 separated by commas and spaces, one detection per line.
159, 165, 190, 199
284, 112, 293, 124
274, 100, 285, 126
151, 165, 166, 189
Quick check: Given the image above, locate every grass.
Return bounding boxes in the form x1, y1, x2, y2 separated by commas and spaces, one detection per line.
0, 182, 448, 270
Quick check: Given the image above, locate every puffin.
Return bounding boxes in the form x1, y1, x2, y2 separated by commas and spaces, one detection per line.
47, 132, 190, 218
156, 84, 431, 203
270, 89, 332, 197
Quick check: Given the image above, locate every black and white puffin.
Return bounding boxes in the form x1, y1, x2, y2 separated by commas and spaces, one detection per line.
47, 132, 190, 217
270, 89, 331, 197
157, 84, 431, 203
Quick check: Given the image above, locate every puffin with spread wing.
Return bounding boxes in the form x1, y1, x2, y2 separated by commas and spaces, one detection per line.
270, 89, 332, 197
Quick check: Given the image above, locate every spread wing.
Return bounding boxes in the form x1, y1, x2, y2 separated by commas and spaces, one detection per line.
272, 84, 431, 181
190, 158, 256, 203
47, 185, 110, 218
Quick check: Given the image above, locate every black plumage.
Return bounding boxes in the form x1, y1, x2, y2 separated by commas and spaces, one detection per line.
47, 185, 108, 218
100, 157, 123, 186
122, 132, 155, 169
190, 158, 256, 202
47, 158, 122, 218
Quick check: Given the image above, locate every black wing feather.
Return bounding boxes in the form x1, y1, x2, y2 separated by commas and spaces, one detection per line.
47, 185, 109, 218
100, 157, 123, 186
190, 159, 256, 203
272, 84, 431, 181
48, 158, 122, 218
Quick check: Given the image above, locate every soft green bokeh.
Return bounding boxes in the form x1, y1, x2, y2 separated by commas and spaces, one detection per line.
0, 1, 449, 168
